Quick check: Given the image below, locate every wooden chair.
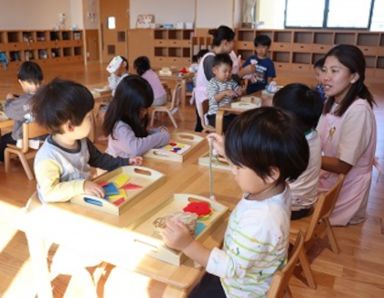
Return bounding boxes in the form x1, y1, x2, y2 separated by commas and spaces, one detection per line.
4, 122, 47, 180
289, 174, 345, 288
150, 82, 183, 128
195, 98, 215, 133
268, 232, 305, 298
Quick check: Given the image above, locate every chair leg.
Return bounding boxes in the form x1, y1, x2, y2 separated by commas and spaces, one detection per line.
4, 148, 11, 173
18, 152, 34, 180
167, 111, 178, 128
325, 218, 340, 254
286, 286, 293, 298
298, 248, 316, 289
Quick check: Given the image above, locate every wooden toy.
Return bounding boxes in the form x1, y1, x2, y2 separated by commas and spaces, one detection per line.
198, 152, 231, 171
126, 193, 228, 266
144, 132, 205, 163
231, 101, 260, 110
70, 166, 166, 215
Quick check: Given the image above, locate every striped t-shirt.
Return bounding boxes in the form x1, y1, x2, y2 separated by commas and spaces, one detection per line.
207, 77, 240, 115
206, 188, 291, 297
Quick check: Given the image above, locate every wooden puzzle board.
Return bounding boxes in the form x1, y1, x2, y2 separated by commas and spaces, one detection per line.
198, 152, 231, 171
231, 101, 260, 110
144, 132, 205, 163
70, 166, 166, 215
126, 193, 228, 265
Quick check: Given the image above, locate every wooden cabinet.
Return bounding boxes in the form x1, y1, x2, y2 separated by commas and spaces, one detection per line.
0, 30, 84, 68
234, 28, 384, 80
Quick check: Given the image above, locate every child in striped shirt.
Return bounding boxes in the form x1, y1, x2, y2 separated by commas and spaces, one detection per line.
163, 107, 309, 298
206, 53, 244, 132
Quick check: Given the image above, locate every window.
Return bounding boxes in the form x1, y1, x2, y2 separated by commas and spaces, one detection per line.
285, 0, 375, 29
107, 17, 116, 30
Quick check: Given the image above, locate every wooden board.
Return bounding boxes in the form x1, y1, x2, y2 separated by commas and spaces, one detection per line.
198, 151, 231, 171
230, 101, 260, 110
126, 193, 228, 266
70, 166, 166, 215
144, 132, 205, 163
239, 95, 262, 106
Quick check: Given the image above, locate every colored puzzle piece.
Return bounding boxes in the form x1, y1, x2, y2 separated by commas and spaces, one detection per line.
121, 183, 143, 191
103, 182, 119, 196
113, 173, 131, 188
112, 197, 125, 206
195, 222, 206, 236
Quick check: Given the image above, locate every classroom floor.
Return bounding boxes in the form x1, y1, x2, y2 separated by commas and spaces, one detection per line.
0, 62, 383, 297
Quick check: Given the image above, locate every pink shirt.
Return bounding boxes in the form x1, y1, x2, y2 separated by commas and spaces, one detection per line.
142, 69, 166, 101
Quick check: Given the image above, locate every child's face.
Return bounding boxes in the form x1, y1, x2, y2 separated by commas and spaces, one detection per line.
213, 63, 232, 82
18, 80, 40, 94
322, 55, 357, 102
255, 45, 269, 58
230, 164, 278, 195
314, 67, 324, 84
71, 111, 93, 139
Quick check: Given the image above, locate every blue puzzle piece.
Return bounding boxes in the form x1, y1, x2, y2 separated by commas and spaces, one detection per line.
195, 222, 206, 236
102, 182, 119, 196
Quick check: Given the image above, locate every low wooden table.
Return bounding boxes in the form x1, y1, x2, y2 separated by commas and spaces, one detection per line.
19, 131, 241, 298
159, 72, 194, 109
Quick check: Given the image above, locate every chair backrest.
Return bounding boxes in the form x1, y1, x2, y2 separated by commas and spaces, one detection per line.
21, 122, 48, 153
268, 232, 304, 298
305, 174, 345, 242
169, 82, 182, 111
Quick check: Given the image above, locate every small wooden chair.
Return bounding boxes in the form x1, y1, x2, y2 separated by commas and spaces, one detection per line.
150, 82, 183, 128
289, 173, 345, 288
196, 99, 215, 133
268, 232, 305, 298
4, 122, 47, 180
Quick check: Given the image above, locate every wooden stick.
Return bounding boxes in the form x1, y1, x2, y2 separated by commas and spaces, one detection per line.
208, 138, 215, 201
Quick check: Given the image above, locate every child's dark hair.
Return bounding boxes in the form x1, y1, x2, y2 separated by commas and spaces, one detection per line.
254, 35, 271, 47
273, 83, 323, 133
213, 53, 233, 68
313, 57, 325, 69
208, 25, 235, 47
323, 44, 375, 116
192, 49, 210, 63
133, 56, 151, 76
225, 107, 309, 185
103, 75, 153, 138
31, 78, 94, 134
17, 61, 43, 84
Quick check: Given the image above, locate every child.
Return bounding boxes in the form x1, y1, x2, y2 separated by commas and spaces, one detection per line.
163, 107, 309, 297
103, 75, 170, 158
313, 57, 326, 102
188, 49, 210, 93
239, 35, 276, 94
317, 44, 376, 226
32, 78, 142, 203
0, 61, 43, 162
206, 53, 243, 131
273, 83, 323, 219
133, 56, 167, 106
106, 55, 129, 95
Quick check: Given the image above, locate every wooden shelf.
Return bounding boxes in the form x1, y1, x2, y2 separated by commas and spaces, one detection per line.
0, 29, 84, 67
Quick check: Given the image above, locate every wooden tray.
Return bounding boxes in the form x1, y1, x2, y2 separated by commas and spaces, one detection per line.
198, 152, 231, 171
126, 193, 228, 266
144, 132, 205, 163
70, 166, 166, 215
231, 101, 260, 110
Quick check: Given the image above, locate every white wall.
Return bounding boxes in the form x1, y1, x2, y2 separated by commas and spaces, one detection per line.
258, 0, 285, 29
195, 0, 233, 28
129, 0, 195, 28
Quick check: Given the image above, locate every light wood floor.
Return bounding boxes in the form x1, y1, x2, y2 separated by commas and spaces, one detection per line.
0, 62, 383, 297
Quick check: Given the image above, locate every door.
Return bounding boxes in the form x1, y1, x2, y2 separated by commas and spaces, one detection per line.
85, 29, 100, 61
99, 0, 129, 63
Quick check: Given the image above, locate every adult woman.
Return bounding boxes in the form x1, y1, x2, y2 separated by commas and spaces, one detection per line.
318, 44, 376, 226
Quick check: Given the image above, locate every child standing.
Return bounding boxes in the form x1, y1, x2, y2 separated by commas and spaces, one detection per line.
313, 57, 326, 102
273, 83, 323, 219
239, 35, 276, 94
163, 107, 309, 297
103, 75, 170, 158
206, 53, 243, 131
0, 61, 43, 162
106, 55, 129, 95
32, 79, 142, 203
133, 56, 167, 106
317, 44, 376, 226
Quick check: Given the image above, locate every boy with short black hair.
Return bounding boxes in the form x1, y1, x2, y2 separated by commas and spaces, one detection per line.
313, 57, 326, 102
0, 61, 43, 162
239, 34, 276, 94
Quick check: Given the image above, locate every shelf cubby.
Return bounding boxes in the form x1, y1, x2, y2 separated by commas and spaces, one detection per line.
365, 56, 377, 68
273, 52, 290, 63
292, 52, 311, 64
9, 51, 21, 61
154, 47, 168, 57
274, 31, 292, 43
377, 57, 384, 68
51, 48, 61, 58
38, 49, 48, 59
74, 47, 82, 56
63, 47, 72, 57
357, 33, 379, 46
49, 31, 61, 41
237, 29, 255, 42
314, 32, 334, 45
7, 31, 21, 43
334, 32, 356, 44
36, 31, 47, 42
294, 31, 313, 44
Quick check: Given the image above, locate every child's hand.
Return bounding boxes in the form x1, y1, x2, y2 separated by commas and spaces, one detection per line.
129, 156, 143, 166
6, 93, 15, 100
162, 218, 194, 251
84, 180, 105, 198
223, 89, 235, 98
207, 133, 225, 156
159, 126, 168, 133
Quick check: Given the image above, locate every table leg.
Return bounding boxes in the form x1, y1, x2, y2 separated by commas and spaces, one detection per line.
163, 285, 188, 298
216, 110, 225, 135
180, 79, 186, 109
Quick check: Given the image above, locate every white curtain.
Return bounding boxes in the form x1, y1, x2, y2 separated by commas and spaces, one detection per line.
242, 0, 257, 23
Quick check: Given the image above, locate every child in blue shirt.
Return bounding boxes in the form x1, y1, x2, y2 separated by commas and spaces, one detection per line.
313, 57, 327, 102
239, 35, 276, 94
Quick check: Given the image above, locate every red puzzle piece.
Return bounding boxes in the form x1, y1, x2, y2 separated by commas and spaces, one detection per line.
121, 183, 143, 191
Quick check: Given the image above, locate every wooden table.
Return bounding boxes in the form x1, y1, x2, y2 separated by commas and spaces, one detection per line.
159, 72, 194, 109
19, 131, 241, 298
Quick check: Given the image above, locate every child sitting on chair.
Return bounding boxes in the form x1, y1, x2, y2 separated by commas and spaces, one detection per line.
0, 61, 43, 162
103, 75, 170, 158
32, 78, 142, 203
106, 55, 129, 95
163, 107, 309, 298
133, 56, 167, 106
206, 53, 244, 131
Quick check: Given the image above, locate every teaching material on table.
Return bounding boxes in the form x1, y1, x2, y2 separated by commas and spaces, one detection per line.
126, 193, 228, 266
144, 131, 205, 163
198, 151, 231, 171
231, 101, 259, 110
70, 166, 166, 215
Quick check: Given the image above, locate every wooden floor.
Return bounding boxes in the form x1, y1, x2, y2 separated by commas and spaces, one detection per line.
0, 62, 383, 297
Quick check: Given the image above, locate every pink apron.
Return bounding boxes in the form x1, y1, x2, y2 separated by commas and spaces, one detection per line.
318, 99, 377, 226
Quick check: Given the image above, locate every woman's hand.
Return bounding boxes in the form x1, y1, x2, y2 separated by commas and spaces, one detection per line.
84, 180, 105, 198
129, 156, 143, 166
